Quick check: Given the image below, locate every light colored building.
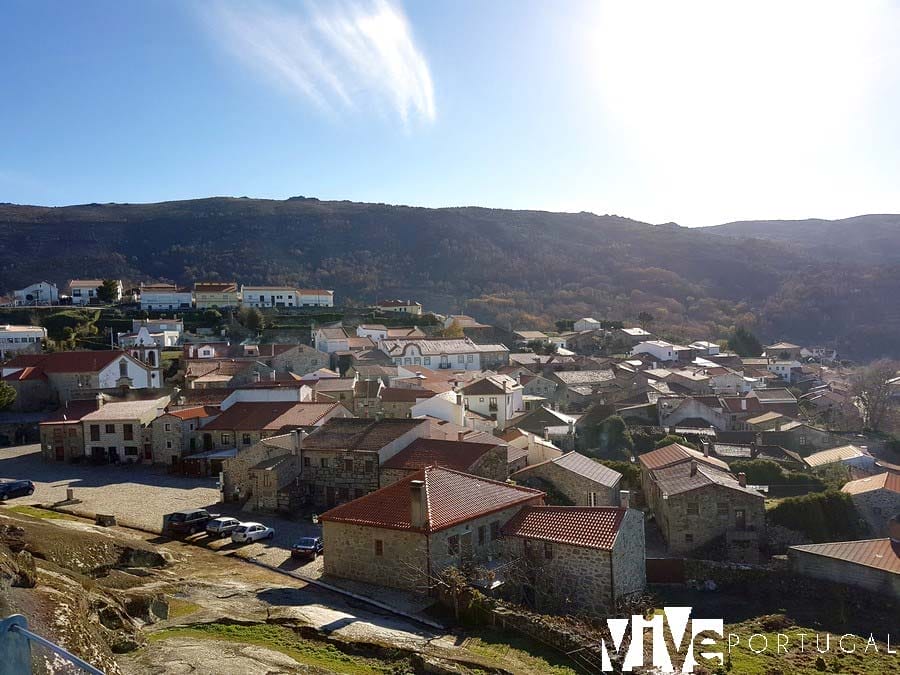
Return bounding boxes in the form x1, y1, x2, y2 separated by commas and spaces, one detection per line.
630, 340, 676, 363
459, 373, 524, 428
14, 281, 58, 306
376, 299, 422, 315
69, 279, 122, 305
381, 337, 509, 371
789, 538, 899, 602
151, 406, 217, 466
0, 325, 46, 360
120, 319, 182, 348
802, 444, 876, 472
511, 451, 622, 506
139, 283, 193, 310
82, 395, 170, 464
574, 318, 603, 332
193, 281, 240, 309
240, 286, 334, 308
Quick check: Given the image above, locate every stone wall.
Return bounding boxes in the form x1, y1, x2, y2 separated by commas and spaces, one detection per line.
299, 449, 380, 508
83, 417, 152, 463
788, 551, 900, 602
611, 508, 647, 599
848, 489, 900, 537
222, 438, 298, 502
39, 423, 84, 462
514, 460, 620, 506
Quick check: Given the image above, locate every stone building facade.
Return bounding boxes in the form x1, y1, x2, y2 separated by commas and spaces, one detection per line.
510, 452, 622, 506
378, 439, 510, 487
789, 539, 900, 602
841, 473, 900, 537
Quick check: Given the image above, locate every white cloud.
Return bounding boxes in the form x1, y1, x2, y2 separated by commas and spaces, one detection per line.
204, 0, 435, 125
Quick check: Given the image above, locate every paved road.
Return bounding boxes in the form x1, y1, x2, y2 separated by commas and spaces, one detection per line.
0, 443, 320, 569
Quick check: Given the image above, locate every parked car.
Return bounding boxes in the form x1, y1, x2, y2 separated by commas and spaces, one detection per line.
291, 536, 324, 560
231, 522, 275, 544
205, 516, 241, 538
0, 480, 34, 501
165, 509, 220, 537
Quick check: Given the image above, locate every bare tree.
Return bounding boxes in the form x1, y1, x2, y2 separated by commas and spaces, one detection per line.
850, 359, 899, 432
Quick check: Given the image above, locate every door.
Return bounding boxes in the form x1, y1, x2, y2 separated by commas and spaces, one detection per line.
735, 509, 746, 531
54, 445, 65, 461
108, 447, 118, 463
144, 444, 152, 461
203, 433, 213, 451
326, 486, 336, 507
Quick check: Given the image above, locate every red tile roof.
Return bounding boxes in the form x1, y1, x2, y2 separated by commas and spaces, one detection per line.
200, 402, 339, 431
2, 366, 48, 382
638, 443, 730, 472
512, 451, 622, 488
303, 418, 426, 452
320, 466, 544, 532
168, 406, 218, 421
380, 438, 501, 473
4, 350, 127, 374
39, 400, 100, 424
502, 506, 627, 550
791, 539, 900, 575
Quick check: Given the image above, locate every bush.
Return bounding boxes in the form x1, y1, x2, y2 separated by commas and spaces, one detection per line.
730, 459, 826, 494
767, 491, 867, 543
595, 460, 640, 489
654, 434, 697, 450
582, 415, 634, 459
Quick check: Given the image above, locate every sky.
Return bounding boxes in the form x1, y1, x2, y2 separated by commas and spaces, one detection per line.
2, 0, 899, 226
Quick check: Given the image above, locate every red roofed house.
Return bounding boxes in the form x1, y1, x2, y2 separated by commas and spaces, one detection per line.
501, 506, 646, 615
2, 350, 159, 411
320, 467, 545, 592
379, 437, 510, 485
150, 406, 220, 466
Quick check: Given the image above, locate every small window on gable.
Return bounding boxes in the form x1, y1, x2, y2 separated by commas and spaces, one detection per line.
375, 539, 384, 556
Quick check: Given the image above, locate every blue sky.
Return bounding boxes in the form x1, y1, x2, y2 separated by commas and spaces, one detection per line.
2, 0, 899, 226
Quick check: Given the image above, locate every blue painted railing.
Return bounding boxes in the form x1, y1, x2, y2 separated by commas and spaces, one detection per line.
0, 614, 104, 675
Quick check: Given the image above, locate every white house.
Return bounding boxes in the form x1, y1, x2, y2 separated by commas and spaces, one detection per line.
119, 327, 163, 388
0, 325, 46, 360
689, 340, 721, 356
241, 286, 333, 308
380, 338, 509, 371
459, 373, 525, 428
630, 340, 676, 363
574, 317, 603, 331
411, 391, 465, 426
139, 284, 193, 310
767, 360, 802, 384
128, 319, 183, 347
69, 279, 122, 305
14, 281, 58, 306
803, 445, 877, 472
376, 299, 422, 315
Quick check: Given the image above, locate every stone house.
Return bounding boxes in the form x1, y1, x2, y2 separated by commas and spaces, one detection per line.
841, 473, 900, 536
379, 438, 510, 485
789, 538, 900, 602
381, 387, 434, 419
320, 467, 545, 593
82, 395, 170, 464
298, 418, 431, 508
802, 444, 876, 472
150, 406, 218, 466
352, 378, 384, 417
507, 406, 578, 451
764, 422, 852, 454
747, 387, 799, 417
38, 400, 99, 462
1, 350, 158, 411
511, 452, 622, 507
222, 432, 305, 510
501, 506, 646, 616
519, 373, 559, 401
641, 446, 765, 560
193, 281, 240, 309
550, 370, 618, 410
312, 378, 358, 406
196, 401, 350, 453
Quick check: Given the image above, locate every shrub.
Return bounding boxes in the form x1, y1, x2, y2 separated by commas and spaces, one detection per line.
595, 459, 641, 489
767, 491, 866, 542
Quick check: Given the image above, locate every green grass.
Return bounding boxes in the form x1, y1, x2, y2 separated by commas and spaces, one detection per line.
463, 629, 579, 674
165, 597, 201, 619
149, 623, 404, 674
4, 505, 76, 520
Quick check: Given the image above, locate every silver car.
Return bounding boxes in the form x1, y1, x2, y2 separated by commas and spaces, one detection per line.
206, 516, 240, 538
231, 522, 275, 544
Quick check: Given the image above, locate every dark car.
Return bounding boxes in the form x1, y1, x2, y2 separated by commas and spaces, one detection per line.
0, 480, 35, 501
291, 536, 324, 560
164, 509, 220, 537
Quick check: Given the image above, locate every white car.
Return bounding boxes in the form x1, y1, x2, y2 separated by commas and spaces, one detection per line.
206, 517, 240, 538
231, 522, 275, 544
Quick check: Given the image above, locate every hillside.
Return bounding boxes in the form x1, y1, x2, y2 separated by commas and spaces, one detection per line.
1, 197, 899, 359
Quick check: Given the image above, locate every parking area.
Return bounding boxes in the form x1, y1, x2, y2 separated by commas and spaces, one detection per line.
0, 444, 321, 569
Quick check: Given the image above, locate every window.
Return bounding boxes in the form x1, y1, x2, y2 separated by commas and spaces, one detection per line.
687, 502, 699, 516
374, 539, 384, 556
799, 436, 807, 446
89, 425, 100, 441
166, 440, 173, 449
123, 424, 133, 441
364, 460, 374, 473
457, 355, 465, 363
544, 541, 553, 560
105, 424, 115, 434
320, 457, 329, 468
414, 357, 421, 365
221, 433, 231, 445
478, 525, 486, 546
685, 533, 694, 544
119, 359, 128, 377
490, 520, 501, 540
242, 434, 252, 446
124, 447, 138, 456
164, 423, 171, 432
447, 535, 460, 555
588, 492, 598, 507
344, 459, 353, 472
467, 354, 474, 363
423, 357, 431, 365
303, 457, 310, 467
717, 502, 729, 516
67, 427, 77, 437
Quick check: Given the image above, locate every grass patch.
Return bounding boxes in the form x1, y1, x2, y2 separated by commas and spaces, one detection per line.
166, 597, 201, 619
463, 629, 578, 674
4, 505, 76, 520
722, 616, 897, 674
149, 623, 404, 674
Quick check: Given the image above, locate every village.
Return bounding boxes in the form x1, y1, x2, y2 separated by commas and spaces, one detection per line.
1, 278, 899, 673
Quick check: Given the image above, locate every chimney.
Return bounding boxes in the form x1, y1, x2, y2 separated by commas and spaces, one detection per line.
741, 398, 747, 411
702, 440, 710, 457
458, 431, 466, 441
738, 472, 747, 487
270, 370, 276, 382
409, 479, 426, 529
619, 490, 630, 509
690, 460, 698, 477
750, 442, 758, 459
95, 393, 104, 408
255, 371, 261, 383
543, 426, 550, 441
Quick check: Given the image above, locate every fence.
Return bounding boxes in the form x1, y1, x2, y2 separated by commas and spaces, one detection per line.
0, 614, 104, 675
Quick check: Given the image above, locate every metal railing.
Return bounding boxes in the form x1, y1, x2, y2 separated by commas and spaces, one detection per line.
0, 614, 104, 675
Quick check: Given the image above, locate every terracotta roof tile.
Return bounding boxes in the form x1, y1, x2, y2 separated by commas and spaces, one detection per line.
638, 443, 730, 472
4, 350, 129, 374
200, 402, 339, 431
303, 418, 426, 452
502, 506, 627, 550
380, 438, 501, 472
320, 466, 543, 532
512, 451, 622, 488
791, 539, 900, 575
